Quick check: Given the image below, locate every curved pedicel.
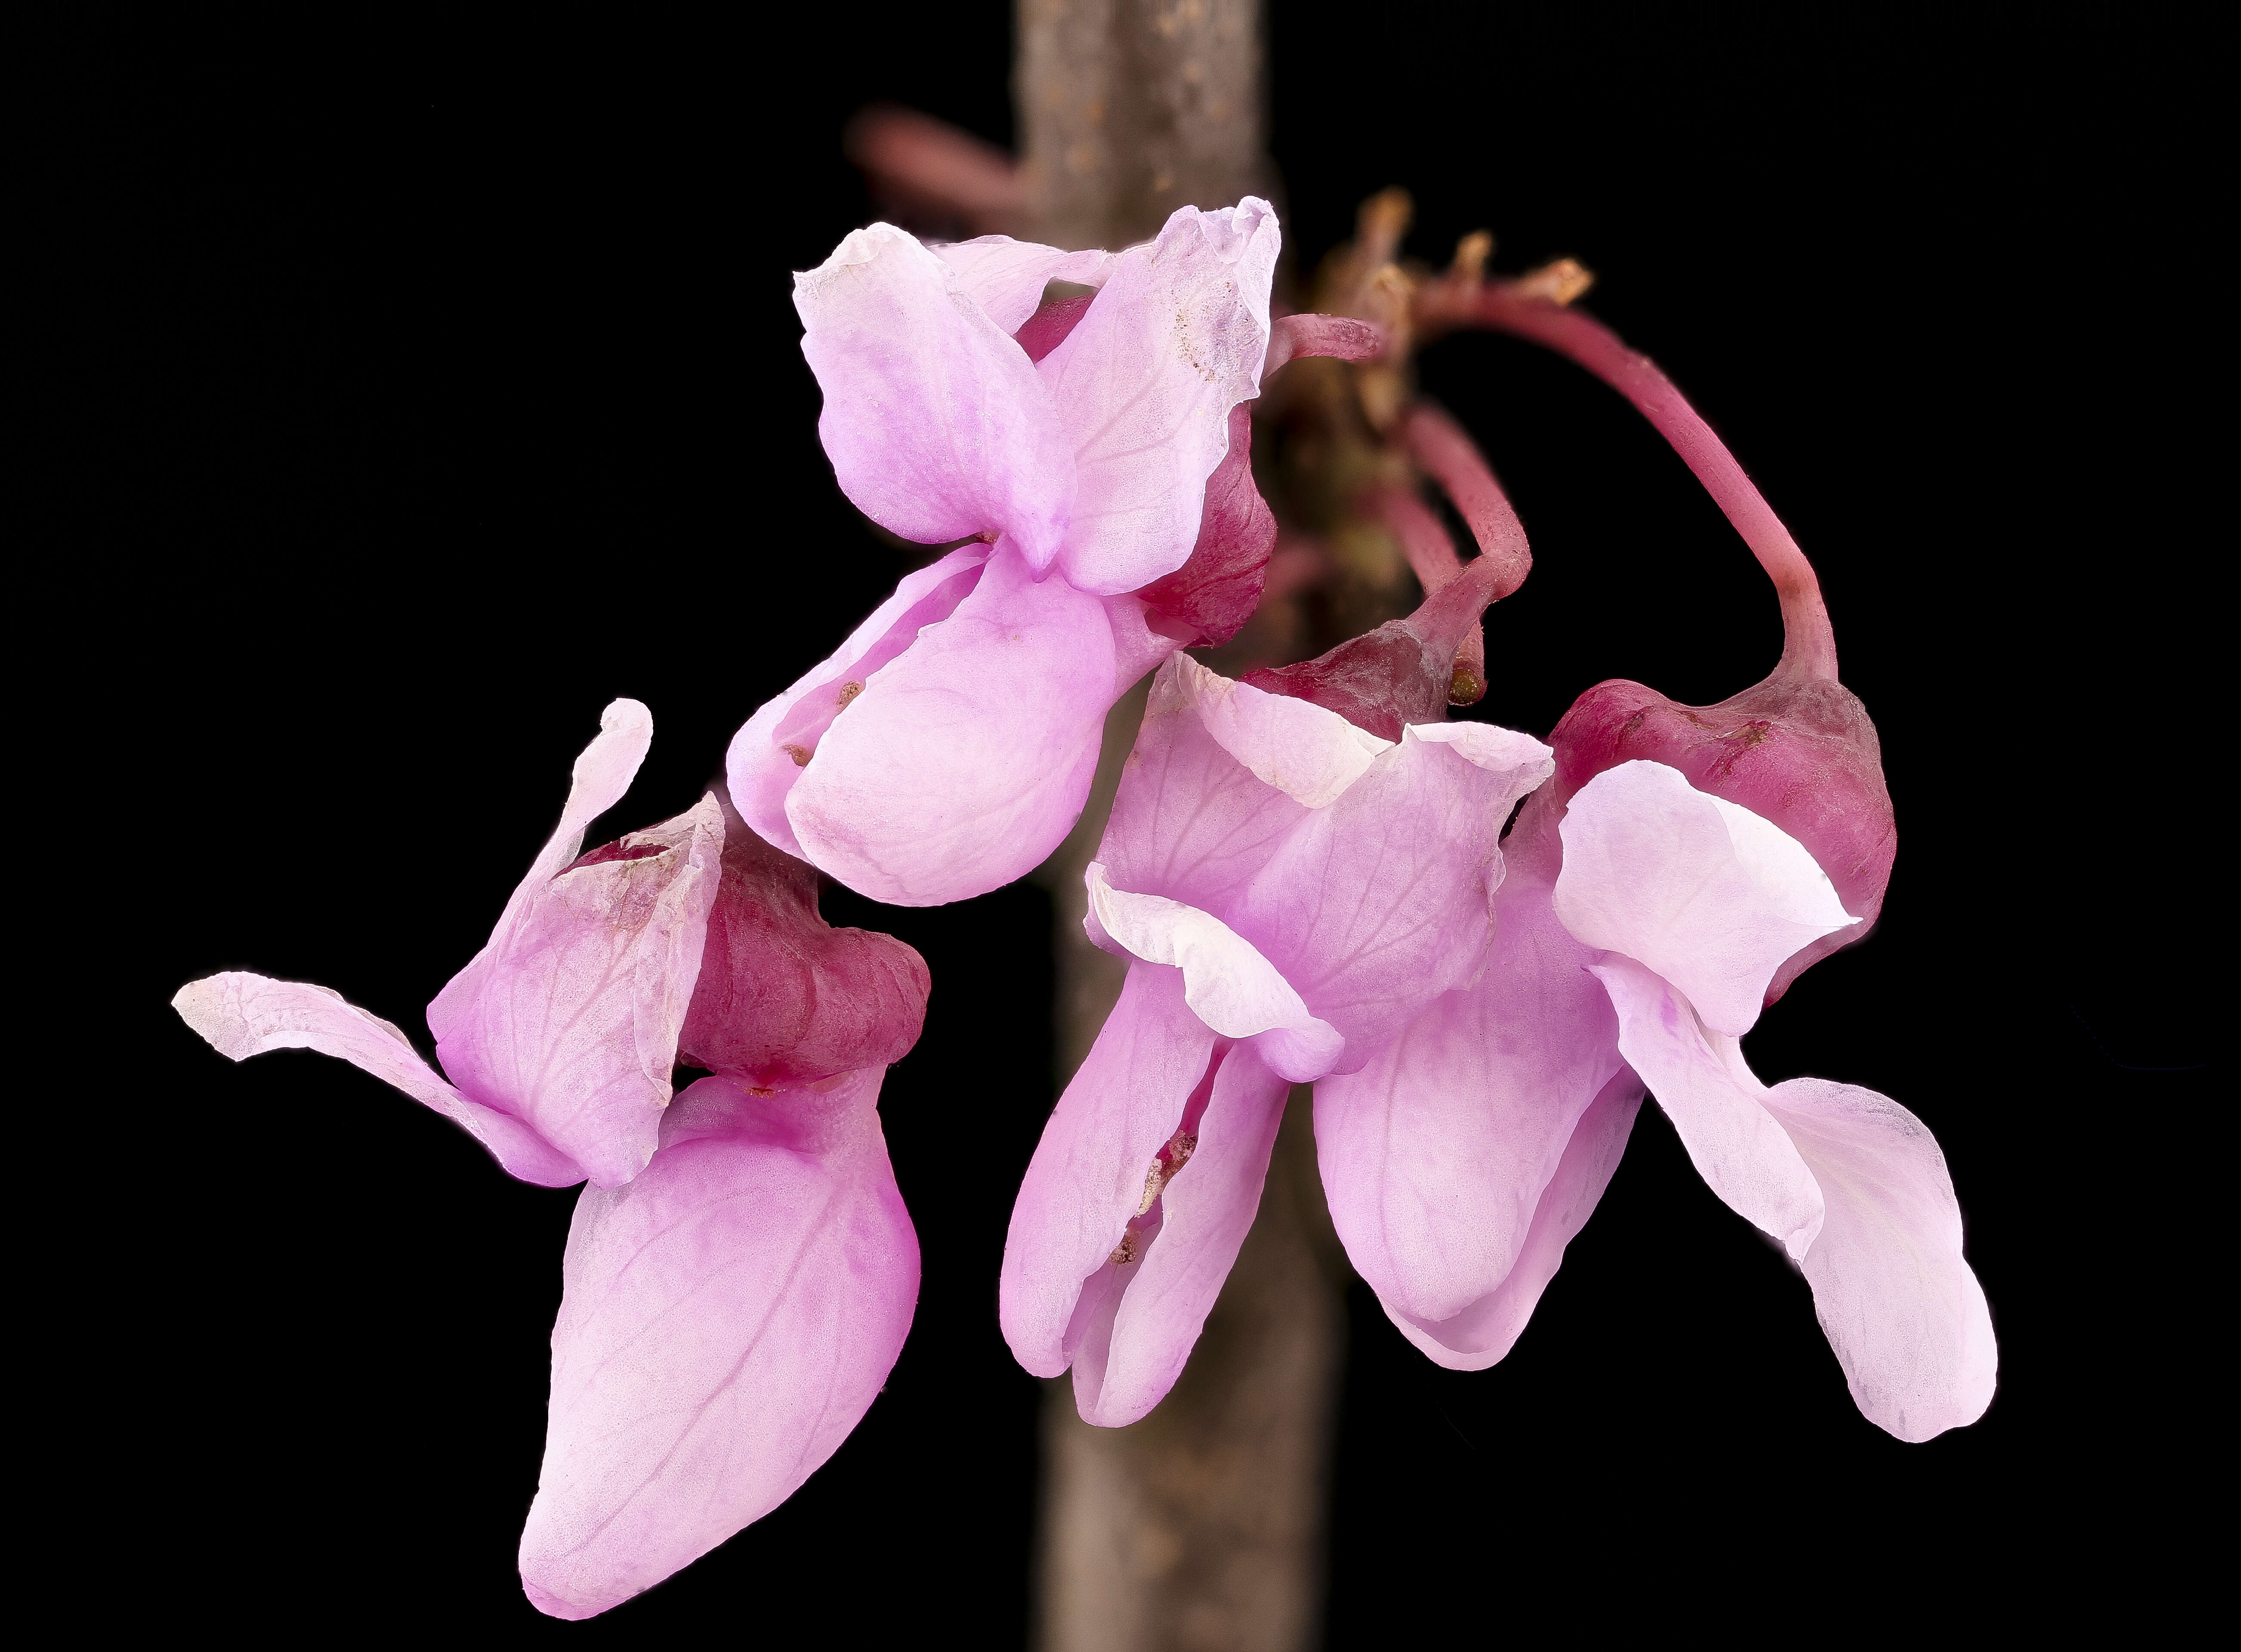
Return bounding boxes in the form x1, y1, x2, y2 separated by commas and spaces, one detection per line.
1451, 282, 1894, 1003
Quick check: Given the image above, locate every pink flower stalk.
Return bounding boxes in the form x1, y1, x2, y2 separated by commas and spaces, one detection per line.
173, 701, 931, 1616
1319, 297, 1993, 1440
1000, 644, 1552, 1425
1440, 278, 1896, 1002
731, 203, 1380, 906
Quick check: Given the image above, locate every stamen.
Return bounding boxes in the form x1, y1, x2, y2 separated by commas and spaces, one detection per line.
1109, 1230, 1139, 1267
782, 743, 812, 767
835, 681, 864, 710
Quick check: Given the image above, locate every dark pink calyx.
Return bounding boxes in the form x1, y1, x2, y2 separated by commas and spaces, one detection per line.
1242, 549, 1518, 741
1138, 406, 1274, 647
1552, 670, 1894, 1004
677, 788, 931, 1085
1015, 294, 1094, 364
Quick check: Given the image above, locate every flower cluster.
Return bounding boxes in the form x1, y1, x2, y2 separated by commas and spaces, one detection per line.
175, 200, 1993, 1617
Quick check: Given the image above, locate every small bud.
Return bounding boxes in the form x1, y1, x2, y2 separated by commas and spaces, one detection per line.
1513, 258, 1595, 306
1448, 231, 1494, 286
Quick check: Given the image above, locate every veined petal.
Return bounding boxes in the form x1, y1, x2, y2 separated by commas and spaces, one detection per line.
1234, 723, 1553, 1068
728, 546, 992, 861
171, 972, 583, 1187
796, 224, 1076, 569
1171, 651, 1391, 811
1001, 964, 1219, 1376
1098, 654, 1323, 922
1074, 1045, 1290, 1425
431, 699, 657, 1008
1043, 199, 1281, 595
432, 795, 724, 1188
783, 544, 1116, 906
1555, 759, 1857, 1036
1085, 864, 1344, 1082
933, 235, 1115, 333
1313, 791, 1624, 1322
427, 697, 664, 1066
1591, 954, 1824, 1258
1761, 1077, 1997, 1441
1381, 1068, 1644, 1370
519, 1071, 917, 1619
1591, 958, 1995, 1438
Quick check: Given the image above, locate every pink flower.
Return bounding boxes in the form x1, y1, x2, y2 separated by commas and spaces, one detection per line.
1323, 767, 1995, 1442
1000, 649, 1552, 1424
174, 701, 931, 1615
730, 204, 1380, 906
1313, 290, 1992, 1439
1574, 762, 1995, 1437
175, 699, 713, 1189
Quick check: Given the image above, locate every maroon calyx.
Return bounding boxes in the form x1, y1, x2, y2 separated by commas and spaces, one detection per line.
1243, 550, 1517, 741
677, 787, 932, 1087
1553, 664, 1895, 1006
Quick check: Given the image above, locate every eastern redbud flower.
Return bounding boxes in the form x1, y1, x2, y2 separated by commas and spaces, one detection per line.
1001, 594, 1547, 1423
175, 700, 713, 1188
174, 702, 932, 1616
731, 203, 1379, 906
1321, 292, 1994, 1439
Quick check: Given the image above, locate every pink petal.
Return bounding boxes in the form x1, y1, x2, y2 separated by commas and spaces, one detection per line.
676, 790, 930, 1086
1312, 791, 1625, 1322
1097, 655, 1323, 922
1171, 650, 1392, 811
1380, 1068, 1644, 1370
1589, 954, 1825, 1259
1073, 1044, 1291, 1425
171, 972, 583, 1186
932, 235, 1114, 333
1040, 199, 1281, 595
460, 697, 657, 930
1555, 759, 1858, 1036
1000, 964, 1218, 1377
1100, 597, 1191, 692
518, 1071, 918, 1619
782, 544, 1117, 905
1591, 958, 1995, 1438
1234, 722, 1553, 1069
1759, 1077, 1997, 1440
432, 795, 725, 1188
1085, 863, 1345, 1082
728, 546, 991, 862
796, 225, 1076, 570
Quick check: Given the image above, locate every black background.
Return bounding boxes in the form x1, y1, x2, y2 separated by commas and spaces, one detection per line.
45, 2, 2210, 1638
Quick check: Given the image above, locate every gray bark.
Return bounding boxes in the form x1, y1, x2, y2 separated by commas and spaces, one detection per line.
1016, 0, 1272, 250
1031, 686, 1347, 1652
1020, 15, 1342, 1644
